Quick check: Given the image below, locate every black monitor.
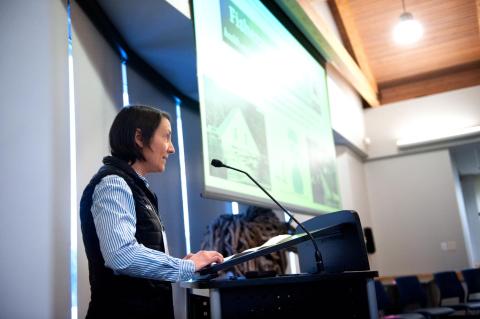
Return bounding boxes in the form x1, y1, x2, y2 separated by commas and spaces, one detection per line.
295, 210, 370, 273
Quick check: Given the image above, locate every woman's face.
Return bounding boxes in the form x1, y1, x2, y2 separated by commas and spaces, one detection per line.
138, 118, 175, 174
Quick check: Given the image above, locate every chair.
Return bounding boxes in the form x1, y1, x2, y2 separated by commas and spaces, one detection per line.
462, 268, 480, 302
433, 271, 480, 314
395, 275, 455, 318
375, 280, 425, 319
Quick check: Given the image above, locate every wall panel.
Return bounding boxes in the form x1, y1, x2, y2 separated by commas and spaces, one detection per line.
71, 2, 123, 317
0, 0, 70, 317
365, 150, 469, 275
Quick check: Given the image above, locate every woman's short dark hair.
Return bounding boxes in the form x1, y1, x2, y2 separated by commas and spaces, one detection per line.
109, 105, 171, 163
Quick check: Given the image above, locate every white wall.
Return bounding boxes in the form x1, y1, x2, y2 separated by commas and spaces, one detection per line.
0, 0, 71, 318
365, 150, 469, 275
365, 85, 480, 159
71, 1, 123, 317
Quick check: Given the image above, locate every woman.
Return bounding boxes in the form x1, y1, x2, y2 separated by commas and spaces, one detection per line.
80, 105, 223, 318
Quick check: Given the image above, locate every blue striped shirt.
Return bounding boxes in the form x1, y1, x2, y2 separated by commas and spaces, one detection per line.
91, 174, 195, 282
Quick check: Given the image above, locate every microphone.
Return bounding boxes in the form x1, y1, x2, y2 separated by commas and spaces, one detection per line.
210, 158, 325, 273
211, 159, 223, 168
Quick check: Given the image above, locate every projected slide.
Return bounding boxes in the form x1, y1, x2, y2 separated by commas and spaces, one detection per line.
193, 0, 341, 214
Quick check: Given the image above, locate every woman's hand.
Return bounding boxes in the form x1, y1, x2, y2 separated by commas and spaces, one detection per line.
184, 250, 224, 271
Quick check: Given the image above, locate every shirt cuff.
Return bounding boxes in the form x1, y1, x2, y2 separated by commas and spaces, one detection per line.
178, 259, 196, 281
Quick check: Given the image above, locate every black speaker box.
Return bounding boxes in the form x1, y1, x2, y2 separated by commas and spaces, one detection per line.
364, 227, 375, 254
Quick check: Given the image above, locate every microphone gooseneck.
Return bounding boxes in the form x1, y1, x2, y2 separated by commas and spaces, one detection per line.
210, 158, 325, 273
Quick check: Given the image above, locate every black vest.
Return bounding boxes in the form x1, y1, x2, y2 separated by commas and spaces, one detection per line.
80, 156, 174, 319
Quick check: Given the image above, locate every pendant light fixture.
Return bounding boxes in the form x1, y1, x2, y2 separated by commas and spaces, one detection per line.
393, 0, 423, 45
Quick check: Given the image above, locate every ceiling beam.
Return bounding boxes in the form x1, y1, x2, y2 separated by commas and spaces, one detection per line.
274, 0, 380, 107
477, 0, 480, 34
327, 0, 377, 93
379, 61, 480, 104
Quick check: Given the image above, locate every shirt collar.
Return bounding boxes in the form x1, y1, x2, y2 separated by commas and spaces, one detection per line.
134, 171, 150, 188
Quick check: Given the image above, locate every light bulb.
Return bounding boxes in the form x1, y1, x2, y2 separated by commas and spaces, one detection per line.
393, 12, 423, 45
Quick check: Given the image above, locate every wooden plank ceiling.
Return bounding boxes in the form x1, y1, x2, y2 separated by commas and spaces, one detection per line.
328, 0, 480, 106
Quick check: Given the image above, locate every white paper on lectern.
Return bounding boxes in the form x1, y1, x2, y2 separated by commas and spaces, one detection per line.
223, 234, 292, 262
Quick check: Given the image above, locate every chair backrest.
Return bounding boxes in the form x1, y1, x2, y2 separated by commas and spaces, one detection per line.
462, 268, 480, 300
374, 280, 391, 311
395, 275, 428, 308
433, 271, 465, 303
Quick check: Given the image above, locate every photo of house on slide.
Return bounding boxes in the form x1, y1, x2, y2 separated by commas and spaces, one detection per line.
204, 78, 271, 188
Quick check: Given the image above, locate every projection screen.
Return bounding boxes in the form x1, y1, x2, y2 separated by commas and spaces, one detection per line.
192, 0, 341, 215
